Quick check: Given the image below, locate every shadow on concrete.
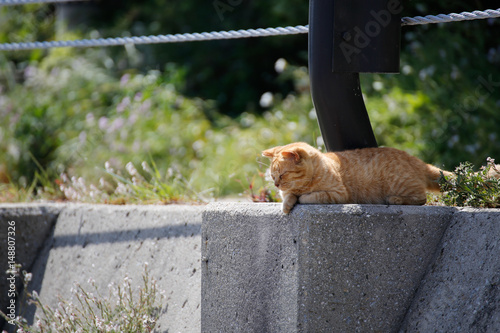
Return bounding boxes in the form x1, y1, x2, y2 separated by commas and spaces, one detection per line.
51, 223, 202, 248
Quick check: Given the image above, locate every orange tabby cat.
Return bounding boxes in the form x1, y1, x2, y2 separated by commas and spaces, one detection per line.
263, 142, 453, 214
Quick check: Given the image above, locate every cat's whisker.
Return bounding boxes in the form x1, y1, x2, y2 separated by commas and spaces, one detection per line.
256, 160, 270, 168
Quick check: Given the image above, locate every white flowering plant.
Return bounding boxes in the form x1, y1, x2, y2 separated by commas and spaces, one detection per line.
57, 159, 205, 205
1, 264, 165, 333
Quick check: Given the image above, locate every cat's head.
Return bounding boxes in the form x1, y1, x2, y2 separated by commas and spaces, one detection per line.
262, 142, 318, 191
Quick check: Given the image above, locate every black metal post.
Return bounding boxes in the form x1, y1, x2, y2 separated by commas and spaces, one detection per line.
309, 0, 401, 151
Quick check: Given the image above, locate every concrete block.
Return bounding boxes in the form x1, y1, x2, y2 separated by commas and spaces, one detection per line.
9, 204, 203, 333
3, 202, 497, 332
202, 202, 452, 332
0, 204, 62, 328
401, 208, 500, 333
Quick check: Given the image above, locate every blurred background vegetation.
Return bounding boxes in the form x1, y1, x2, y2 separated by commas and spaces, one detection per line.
0, 0, 499, 202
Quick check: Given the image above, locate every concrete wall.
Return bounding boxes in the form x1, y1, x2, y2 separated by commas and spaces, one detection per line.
0, 204, 203, 333
202, 203, 453, 332
1, 203, 499, 332
402, 208, 500, 332
202, 203, 500, 333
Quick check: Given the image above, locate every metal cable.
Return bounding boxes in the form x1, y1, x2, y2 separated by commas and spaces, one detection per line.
0, 26, 310, 51
0, 0, 88, 5
401, 8, 500, 26
0, 8, 498, 51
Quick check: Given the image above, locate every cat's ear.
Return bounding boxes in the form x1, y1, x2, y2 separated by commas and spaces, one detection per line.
281, 150, 301, 163
281, 146, 309, 163
262, 147, 278, 158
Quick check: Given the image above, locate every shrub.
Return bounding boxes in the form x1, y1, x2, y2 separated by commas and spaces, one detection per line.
439, 158, 500, 208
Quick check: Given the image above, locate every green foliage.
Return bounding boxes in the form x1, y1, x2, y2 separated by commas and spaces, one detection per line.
439, 158, 500, 208
87, 0, 309, 114
362, 16, 500, 169
0, 53, 318, 200
1, 1, 500, 203
57, 160, 202, 204
0, 4, 54, 63
0, 265, 164, 332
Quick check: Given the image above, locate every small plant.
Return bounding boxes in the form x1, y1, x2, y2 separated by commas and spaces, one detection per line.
0, 264, 165, 333
439, 158, 500, 208
58, 159, 206, 204
238, 167, 281, 203
0, 155, 64, 203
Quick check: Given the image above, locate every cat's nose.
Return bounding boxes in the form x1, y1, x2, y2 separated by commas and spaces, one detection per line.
274, 181, 280, 187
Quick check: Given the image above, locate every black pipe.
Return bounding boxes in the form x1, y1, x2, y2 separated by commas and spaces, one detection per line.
308, 0, 401, 151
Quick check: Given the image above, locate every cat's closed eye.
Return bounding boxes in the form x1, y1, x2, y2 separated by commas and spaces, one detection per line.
277, 171, 289, 181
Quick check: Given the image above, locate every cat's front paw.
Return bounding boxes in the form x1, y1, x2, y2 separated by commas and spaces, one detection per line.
282, 194, 298, 214
282, 202, 295, 214
282, 204, 292, 214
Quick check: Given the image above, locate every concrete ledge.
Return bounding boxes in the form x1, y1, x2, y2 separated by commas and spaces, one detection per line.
1, 203, 499, 332
202, 203, 453, 332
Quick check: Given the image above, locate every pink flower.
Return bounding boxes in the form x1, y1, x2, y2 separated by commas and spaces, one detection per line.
120, 74, 130, 87
98, 117, 108, 130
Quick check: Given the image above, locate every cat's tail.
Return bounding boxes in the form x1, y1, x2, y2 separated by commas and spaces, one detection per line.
425, 164, 452, 192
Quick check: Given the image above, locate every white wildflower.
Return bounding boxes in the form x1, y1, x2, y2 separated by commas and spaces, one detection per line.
274, 58, 287, 73
167, 168, 174, 178
104, 161, 114, 173
24, 272, 32, 282
95, 317, 104, 330
259, 92, 273, 108
126, 162, 138, 176
141, 161, 151, 173
99, 177, 107, 188
115, 182, 129, 195
60, 173, 69, 183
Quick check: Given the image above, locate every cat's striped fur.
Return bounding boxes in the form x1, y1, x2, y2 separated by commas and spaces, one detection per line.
262, 142, 453, 214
